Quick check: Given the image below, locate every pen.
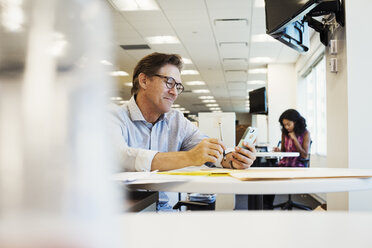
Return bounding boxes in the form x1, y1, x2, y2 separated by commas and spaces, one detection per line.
218, 120, 225, 157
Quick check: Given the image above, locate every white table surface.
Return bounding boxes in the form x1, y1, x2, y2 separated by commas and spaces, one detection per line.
126, 167, 372, 194
120, 211, 372, 248
256, 151, 299, 157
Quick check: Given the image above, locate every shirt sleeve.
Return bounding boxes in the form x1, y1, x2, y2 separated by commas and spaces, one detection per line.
108, 105, 157, 172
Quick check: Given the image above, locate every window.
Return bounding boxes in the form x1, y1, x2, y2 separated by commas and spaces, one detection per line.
303, 56, 327, 155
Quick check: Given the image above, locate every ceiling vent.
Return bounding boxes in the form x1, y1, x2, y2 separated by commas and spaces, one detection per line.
214, 18, 248, 25
120, 44, 151, 50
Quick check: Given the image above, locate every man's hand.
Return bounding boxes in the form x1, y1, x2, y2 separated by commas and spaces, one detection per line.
187, 138, 226, 166
225, 142, 256, 169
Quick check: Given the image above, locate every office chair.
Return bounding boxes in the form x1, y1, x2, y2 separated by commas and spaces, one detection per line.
273, 141, 313, 211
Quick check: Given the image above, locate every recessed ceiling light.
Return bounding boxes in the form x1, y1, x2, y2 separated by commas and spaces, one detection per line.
172, 104, 180, 108
248, 68, 267, 74
119, 100, 129, 105
146, 36, 180, 44
185, 81, 205, 86
202, 99, 216, 103
192, 89, 210, 94
181, 70, 199, 75
247, 80, 266, 84
110, 71, 129, 76
123, 82, 133, 86
251, 34, 276, 43
249, 57, 274, 63
108, 0, 159, 11
182, 110, 190, 114
182, 58, 193, 64
199, 96, 214, 100
100, 60, 113, 66
212, 110, 222, 113
206, 104, 219, 107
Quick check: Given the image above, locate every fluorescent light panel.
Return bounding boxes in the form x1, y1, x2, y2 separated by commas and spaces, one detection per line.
108, 0, 159, 11
247, 80, 266, 85
185, 81, 205, 86
146, 36, 179, 44
249, 57, 274, 63
182, 58, 193, 64
248, 68, 267, 74
181, 70, 199, 75
202, 99, 216, 103
206, 104, 219, 107
199, 96, 214, 100
110, 71, 129, 76
192, 89, 210, 94
209, 107, 221, 111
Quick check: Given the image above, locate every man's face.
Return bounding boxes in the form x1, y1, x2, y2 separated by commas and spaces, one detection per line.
145, 64, 181, 114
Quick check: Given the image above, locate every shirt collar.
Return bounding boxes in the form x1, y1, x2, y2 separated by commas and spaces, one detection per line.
128, 95, 170, 125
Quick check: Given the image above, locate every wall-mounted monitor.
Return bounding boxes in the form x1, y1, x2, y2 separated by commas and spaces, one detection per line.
265, 0, 345, 51
249, 87, 268, 115
265, 0, 321, 53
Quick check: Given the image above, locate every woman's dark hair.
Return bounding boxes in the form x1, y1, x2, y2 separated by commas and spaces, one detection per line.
131, 52, 183, 95
279, 109, 307, 136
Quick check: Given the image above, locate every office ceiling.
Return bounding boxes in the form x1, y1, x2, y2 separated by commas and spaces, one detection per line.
105, 0, 300, 114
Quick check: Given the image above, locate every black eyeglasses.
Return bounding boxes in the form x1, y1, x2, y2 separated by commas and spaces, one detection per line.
153, 74, 184, 94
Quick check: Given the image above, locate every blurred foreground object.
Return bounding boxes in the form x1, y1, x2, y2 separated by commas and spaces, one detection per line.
0, 0, 121, 247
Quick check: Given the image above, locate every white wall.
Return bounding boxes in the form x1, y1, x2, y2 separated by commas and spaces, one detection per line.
325, 25, 349, 210
267, 64, 297, 147
325, 0, 372, 211
345, 0, 372, 211
198, 112, 236, 148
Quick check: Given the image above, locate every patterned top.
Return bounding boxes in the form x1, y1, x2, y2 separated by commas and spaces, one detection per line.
278, 131, 306, 167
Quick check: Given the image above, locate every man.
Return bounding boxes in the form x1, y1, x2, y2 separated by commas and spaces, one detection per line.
110, 52, 256, 172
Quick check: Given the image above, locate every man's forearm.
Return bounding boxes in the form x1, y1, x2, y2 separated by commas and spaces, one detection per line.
151, 151, 194, 171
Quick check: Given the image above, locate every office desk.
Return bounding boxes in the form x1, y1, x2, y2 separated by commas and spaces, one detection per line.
123, 167, 372, 209
126, 168, 372, 195
120, 211, 372, 248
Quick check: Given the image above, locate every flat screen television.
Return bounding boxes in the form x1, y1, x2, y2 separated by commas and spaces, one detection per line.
264, 0, 321, 52
249, 87, 267, 115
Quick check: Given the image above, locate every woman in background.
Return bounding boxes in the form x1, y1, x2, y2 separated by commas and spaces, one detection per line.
274, 109, 311, 167
264, 109, 311, 210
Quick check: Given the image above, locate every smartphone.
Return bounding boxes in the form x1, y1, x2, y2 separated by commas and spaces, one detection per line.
238, 127, 257, 148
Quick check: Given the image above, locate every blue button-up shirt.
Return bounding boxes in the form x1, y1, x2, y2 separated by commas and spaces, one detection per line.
109, 96, 207, 172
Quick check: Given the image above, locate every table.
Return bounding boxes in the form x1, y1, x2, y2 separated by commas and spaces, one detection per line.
125, 167, 372, 209
127, 170, 372, 194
